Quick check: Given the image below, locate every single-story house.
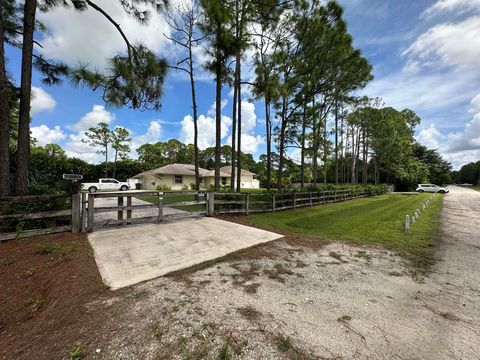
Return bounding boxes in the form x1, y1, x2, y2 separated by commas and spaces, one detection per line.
132, 163, 260, 190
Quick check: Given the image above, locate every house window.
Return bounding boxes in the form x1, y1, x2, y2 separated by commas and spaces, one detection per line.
175, 175, 183, 184
221, 177, 227, 185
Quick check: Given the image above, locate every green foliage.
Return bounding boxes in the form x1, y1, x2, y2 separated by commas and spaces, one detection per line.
275, 334, 293, 352
71, 44, 168, 111
68, 345, 86, 360
457, 161, 480, 185
218, 341, 232, 360
155, 184, 172, 191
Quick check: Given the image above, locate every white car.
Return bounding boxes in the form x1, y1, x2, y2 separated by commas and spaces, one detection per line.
81, 178, 130, 193
416, 184, 449, 194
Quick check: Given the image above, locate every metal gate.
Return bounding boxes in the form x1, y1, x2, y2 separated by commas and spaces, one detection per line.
81, 191, 208, 231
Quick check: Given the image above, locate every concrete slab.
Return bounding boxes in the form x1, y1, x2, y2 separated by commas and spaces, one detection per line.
88, 217, 283, 289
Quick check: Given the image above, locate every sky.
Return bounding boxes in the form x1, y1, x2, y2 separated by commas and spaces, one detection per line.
6, 0, 480, 169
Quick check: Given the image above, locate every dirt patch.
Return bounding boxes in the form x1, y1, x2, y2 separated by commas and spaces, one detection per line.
0, 233, 115, 360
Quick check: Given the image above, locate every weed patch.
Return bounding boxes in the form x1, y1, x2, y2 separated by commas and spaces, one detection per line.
237, 305, 261, 321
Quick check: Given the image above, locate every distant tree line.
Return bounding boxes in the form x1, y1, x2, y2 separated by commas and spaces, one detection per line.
452, 161, 480, 185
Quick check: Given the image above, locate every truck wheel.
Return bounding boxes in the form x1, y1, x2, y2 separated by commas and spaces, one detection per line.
88, 186, 97, 193
418, 189, 424, 193
120, 185, 128, 191
439, 190, 446, 194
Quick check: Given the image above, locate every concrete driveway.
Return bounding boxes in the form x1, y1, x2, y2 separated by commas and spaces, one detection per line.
88, 217, 283, 289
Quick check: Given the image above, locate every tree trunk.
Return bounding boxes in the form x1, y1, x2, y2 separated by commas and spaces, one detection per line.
236, 65, 242, 193
323, 114, 327, 186
214, 59, 222, 191
0, 3, 11, 196
189, 47, 200, 192
351, 127, 356, 185
277, 97, 287, 191
230, 54, 239, 191
362, 130, 368, 184
334, 98, 339, 185
15, 0, 37, 195
113, 150, 117, 178
300, 102, 306, 189
105, 145, 108, 178
265, 96, 272, 191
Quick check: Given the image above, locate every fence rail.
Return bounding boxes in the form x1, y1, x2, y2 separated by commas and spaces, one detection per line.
0, 193, 76, 242
211, 189, 371, 215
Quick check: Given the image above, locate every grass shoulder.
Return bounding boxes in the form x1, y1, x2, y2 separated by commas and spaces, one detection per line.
247, 193, 443, 272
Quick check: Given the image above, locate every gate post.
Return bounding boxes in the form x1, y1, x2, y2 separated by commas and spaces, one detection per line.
81, 192, 87, 232
272, 194, 276, 212
127, 196, 132, 224
207, 192, 215, 216
71, 193, 81, 233
158, 192, 164, 222
117, 196, 124, 221
87, 193, 95, 232
245, 193, 250, 215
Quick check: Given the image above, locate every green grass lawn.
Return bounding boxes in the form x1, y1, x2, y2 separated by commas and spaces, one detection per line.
247, 193, 443, 272
136, 194, 206, 212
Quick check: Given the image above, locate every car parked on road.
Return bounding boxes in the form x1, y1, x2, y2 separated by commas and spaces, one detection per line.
416, 184, 449, 194
81, 178, 130, 193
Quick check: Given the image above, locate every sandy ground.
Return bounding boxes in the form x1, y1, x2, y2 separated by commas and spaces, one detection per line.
87, 186, 480, 359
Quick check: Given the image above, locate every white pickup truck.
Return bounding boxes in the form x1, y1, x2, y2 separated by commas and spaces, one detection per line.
81, 178, 130, 193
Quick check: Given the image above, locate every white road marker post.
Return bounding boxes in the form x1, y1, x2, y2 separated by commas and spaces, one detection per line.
412, 215, 416, 224
405, 215, 410, 233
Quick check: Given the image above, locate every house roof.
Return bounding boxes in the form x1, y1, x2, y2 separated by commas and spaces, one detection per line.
133, 163, 231, 178
220, 165, 256, 176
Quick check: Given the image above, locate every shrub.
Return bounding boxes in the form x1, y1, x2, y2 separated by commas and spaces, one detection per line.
155, 184, 172, 191
181, 184, 189, 191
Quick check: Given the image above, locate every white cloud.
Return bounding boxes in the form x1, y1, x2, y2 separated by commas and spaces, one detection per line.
31, 125, 66, 146
403, 16, 480, 73
64, 105, 116, 162
71, 105, 115, 132
416, 99, 480, 169
421, 0, 480, 19
37, 1, 182, 69
240, 134, 264, 153
470, 94, 480, 113
131, 121, 162, 152
180, 100, 263, 153
416, 124, 443, 149
446, 112, 480, 152
30, 87, 56, 115
180, 113, 232, 150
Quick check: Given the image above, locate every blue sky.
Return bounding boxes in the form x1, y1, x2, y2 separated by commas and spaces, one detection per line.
7, 0, 480, 169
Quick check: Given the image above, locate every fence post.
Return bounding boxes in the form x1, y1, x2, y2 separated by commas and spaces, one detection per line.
207, 192, 215, 216
334, 190, 337, 203
117, 196, 124, 221
323, 191, 326, 205
293, 192, 297, 209
71, 193, 81, 233
158, 192, 164, 222
245, 193, 250, 215
81, 192, 87, 232
87, 193, 94, 232
404, 215, 410, 233
127, 196, 132, 223
309, 192, 313, 207
272, 194, 276, 212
